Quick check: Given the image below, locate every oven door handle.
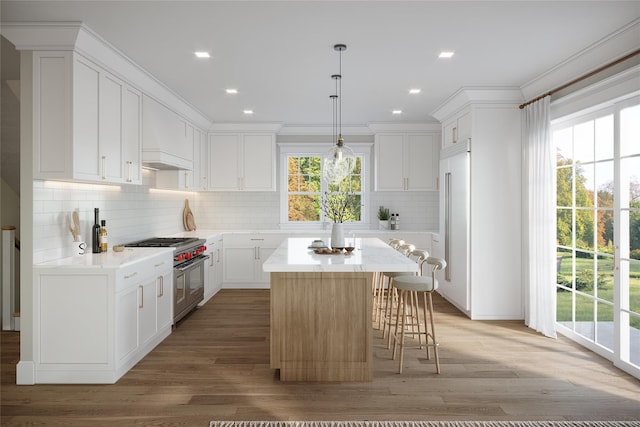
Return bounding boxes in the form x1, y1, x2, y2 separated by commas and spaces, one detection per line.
176, 255, 210, 272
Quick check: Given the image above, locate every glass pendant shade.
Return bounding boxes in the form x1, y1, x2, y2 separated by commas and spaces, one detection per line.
323, 43, 355, 185
322, 137, 356, 185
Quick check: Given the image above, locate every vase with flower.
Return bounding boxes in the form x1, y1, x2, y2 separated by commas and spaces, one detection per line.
321, 191, 358, 249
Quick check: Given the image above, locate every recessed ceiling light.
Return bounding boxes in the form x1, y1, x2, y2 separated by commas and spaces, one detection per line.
243, 110, 254, 115
439, 51, 454, 59
409, 89, 421, 94
194, 51, 210, 58
226, 89, 238, 94
392, 110, 403, 115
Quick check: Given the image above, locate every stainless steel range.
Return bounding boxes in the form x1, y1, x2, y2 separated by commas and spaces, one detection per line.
125, 237, 209, 323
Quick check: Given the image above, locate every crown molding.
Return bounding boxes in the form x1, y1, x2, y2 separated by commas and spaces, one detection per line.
367, 123, 441, 133
0, 21, 83, 50
520, 18, 640, 101
277, 124, 372, 136
431, 87, 523, 122
1, 21, 212, 130
208, 123, 284, 133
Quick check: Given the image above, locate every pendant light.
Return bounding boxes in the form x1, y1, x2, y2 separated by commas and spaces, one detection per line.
322, 43, 356, 185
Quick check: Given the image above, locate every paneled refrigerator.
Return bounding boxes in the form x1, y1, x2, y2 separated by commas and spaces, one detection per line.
439, 140, 471, 313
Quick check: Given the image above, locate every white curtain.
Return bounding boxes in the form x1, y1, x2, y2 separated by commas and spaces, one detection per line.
523, 97, 557, 338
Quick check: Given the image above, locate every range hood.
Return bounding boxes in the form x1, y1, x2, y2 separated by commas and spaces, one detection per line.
142, 150, 192, 170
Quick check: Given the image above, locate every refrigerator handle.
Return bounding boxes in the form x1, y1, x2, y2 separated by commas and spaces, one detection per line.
444, 171, 451, 281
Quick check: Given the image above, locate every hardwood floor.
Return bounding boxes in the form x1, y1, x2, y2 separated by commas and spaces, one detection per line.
2, 289, 639, 426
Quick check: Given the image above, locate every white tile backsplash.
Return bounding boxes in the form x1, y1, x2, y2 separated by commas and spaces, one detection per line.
33, 180, 438, 263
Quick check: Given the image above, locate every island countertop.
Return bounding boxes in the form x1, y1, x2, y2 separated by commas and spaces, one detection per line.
263, 237, 418, 273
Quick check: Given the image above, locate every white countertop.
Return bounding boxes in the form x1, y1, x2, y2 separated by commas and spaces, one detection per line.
35, 247, 173, 269
263, 237, 419, 273
170, 228, 436, 240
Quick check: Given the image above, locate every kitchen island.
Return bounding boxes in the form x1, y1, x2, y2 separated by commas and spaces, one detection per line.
263, 237, 418, 381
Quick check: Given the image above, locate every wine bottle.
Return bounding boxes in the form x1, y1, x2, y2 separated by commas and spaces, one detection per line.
92, 208, 101, 253
99, 220, 108, 252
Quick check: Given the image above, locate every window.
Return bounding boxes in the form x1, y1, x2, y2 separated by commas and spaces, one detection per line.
279, 143, 370, 226
554, 97, 640, 375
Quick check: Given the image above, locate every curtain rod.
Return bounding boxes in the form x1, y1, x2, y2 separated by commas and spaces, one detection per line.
519, 48, 640, 110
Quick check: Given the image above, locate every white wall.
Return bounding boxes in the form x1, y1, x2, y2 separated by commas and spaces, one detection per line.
32, 175, 192, 263
33, 176, 438, 264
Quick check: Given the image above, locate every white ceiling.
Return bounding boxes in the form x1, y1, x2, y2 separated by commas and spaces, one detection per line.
2, 1, 639, 127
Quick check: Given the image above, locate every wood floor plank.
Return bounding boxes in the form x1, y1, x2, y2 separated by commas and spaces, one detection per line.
2, 289, 639, 426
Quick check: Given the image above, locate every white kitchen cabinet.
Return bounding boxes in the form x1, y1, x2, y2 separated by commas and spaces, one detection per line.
223, 234, 284, 288
442, 111, 471, 149
201, 234, 223, 305
192, 128, 209, 190
142, 94, 193, 170
208, 133, 276, 191
433, 89, 523, 320
375, 133, 439, 191
156, 270, 173, 333
34, 250, 173, 383
154, 124, 210, 190
33, 52, 142, 184
123, 86, 143, 184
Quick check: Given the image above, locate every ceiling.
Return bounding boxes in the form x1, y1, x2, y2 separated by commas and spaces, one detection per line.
2, 1, 639, 127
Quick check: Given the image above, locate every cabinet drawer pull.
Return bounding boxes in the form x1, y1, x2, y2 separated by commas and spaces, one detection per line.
139, 285, 144, 309
158, 276, 164, 297
154, 262, 165, 267
250, 238, 264, 241
126, 160, 133, 183
124, 271, 138, 279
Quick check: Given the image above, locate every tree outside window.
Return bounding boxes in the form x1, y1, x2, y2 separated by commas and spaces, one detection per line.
286, 155, 362, 222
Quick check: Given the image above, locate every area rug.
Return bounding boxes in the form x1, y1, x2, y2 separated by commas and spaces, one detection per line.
210, 422, 640, 427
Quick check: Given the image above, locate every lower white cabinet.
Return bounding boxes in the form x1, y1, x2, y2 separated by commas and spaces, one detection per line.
201, 234, 223, 305
34, 251, 173, 384
222, 234, 285, 288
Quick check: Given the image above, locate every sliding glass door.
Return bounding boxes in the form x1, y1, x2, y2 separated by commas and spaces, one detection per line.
554, 96, 639, 377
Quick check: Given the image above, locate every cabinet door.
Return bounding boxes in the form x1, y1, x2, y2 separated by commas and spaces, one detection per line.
214, 240, 224, 290
375, 134, 405, 191
242, 134, 275, 191
138, 278, 157, 348
456, 112, 472, 142
209, 134, 240, 190
192, 129, 207, 190
406, 134, 437, 190
73, 57, 101, 180
156, 270, 173, 332
101, 73, 125, 182
223, 247, 255, 283
123, 86, 142, 184
116, 285, 139, 364
256, 245, 277, 283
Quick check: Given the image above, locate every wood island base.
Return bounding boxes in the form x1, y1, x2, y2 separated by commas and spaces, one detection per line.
270, 272, 373, 382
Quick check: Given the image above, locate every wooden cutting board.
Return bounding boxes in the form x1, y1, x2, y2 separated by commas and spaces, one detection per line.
183, 199, 196, 231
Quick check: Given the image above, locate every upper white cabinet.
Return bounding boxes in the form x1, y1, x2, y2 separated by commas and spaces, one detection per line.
33, 52, 142, 184
154, 124, 208, 190
208, 133, 276, 191
122, 86, 143, 184
142, 95, 194, 170
442, 111, 471, 149
374, 132, 439, 191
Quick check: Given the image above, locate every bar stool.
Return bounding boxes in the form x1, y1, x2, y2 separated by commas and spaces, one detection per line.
391, 251, 446, 374
381, 243, 416, 349
372, 239, 404, 327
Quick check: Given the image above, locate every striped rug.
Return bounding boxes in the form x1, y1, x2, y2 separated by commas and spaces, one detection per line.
210, 421, 640, 427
